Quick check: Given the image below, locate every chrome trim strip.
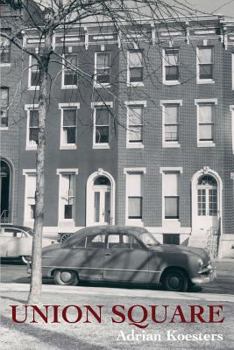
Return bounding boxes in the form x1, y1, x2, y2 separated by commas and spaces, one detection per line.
42, 265, 161, 274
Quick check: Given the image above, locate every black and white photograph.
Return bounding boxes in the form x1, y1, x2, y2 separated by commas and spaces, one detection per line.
0, 0, 234, 349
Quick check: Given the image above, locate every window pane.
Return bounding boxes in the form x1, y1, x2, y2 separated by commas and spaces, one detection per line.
128, 126, 143, 142
97, 53, 110, 68
96, 108, 109, 125
65, 55, 77, 67
129, 106, 143, 125
199, 105, 212, 123
163, 234, 180, 245
165, 125, 178, 141
94, 192, 100, 222
165, 197, 179, 219
165, 51, 178, 66
164, 173, 178, 196
164, 105, 178, 124
199, 48, 212, 64
64, 204, 73, 219
0, 88, 9, 106
199, 65, 213, 79
104, 191, 111, 223
130, 67, 143, 82
128, 197, 142, 219
96, 126, 109, 143
199, 124, 213, 141
30, 110, 39, 126
63, 127, 76, 144
165, 66, 179, 80
209, 189, 217, 216
31, 71, 40, 86
29, 128, 39, 143
129, 51, 142, 67
63, 109, 76, 126
64, 72, 77, 85
96, 69, 110, 83
198, 189, 206, 216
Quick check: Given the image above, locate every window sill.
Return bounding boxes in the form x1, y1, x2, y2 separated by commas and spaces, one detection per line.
60, 145, 77, 150
163, 143, 180, 148
28, 86, 40, 91
163, 80, 180, 86
197, 79, 215, 85
197, 142, 215, 148
61, 85, 78, 89
58, 220, 75, 227
26, 146, 37, 151
0, 127, 9, 131
127, 143, 144, 149
93, 144, 110, 150
127, 82, 144, 88
126, 219, 143, 227
0, 63, 11, 67
94, 83, 111, 89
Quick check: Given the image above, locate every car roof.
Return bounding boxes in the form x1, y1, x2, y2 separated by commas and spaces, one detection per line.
0, 224, 33, 232
72, 225, 148, 238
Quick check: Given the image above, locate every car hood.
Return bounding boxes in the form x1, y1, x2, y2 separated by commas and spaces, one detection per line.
42, 243, 61, 253
152, 244, 210, 262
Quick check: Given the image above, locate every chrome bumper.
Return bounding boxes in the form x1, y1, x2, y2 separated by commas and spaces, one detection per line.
191, 264, 216, 284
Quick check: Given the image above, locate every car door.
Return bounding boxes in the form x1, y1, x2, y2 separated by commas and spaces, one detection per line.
0, 228, 14, 257
65, 233, 106, 281
103, 233, 150, 283
6, 228, 32, 257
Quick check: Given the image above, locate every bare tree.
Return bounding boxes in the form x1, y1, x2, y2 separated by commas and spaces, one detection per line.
0, 0, 203, 303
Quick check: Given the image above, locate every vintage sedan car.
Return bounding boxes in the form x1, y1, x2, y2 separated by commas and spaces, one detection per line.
41, 226, 215, 291
0, 224, 52, 263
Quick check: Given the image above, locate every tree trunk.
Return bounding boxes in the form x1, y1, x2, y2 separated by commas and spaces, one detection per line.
28, 34, 52, 304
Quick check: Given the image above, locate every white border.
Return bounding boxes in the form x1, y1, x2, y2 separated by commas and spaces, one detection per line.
91, 102, 113, 149
160, 100, 182, 148
28, 55, 40, 91
24, 104, 39, 150
194, 99, 217, 147
94, 51, 111, 89
61, 54, 78, 89
58, 103, 80, 150
125, 101, 147, 149
196, 47, 215, 85
162, 48, 180, 86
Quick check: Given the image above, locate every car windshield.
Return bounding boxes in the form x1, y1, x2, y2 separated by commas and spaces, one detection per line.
139, 232, 160, 247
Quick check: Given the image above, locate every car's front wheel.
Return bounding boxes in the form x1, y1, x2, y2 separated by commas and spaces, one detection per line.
53, 270, 78, 286
162, 269, 189, 292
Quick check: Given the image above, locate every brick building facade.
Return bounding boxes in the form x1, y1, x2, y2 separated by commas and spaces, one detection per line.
1, 5, 234, 257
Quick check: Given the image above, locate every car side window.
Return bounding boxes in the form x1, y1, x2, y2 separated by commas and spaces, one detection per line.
1, 229, 23, 238
86, 234, 105, 249
107, 234, 131, 249
69, 237, 86, 249
131, 236, 143, 249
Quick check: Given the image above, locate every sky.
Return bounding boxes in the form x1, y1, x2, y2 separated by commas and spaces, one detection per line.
185, 0, 234, 17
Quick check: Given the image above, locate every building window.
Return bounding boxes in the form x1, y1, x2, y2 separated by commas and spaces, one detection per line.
128, 50, 143, 84
0, 30, 11, 64
127, 104, 144, 147
95, 52, 111, 85
126, 172, 143, 223
0, 87, 9, 128
24, 172, 36, 223
163, 104, 180, 146
197, 103, 214, 143
58, 172, 77, 222
197, 47, 214, 82
29, 56, 40, 89
163, 48, 179, 83
26, 108, 39, 150
62, 54, 78, 88
93, 105, 111, 148
61, 108, 77, 148
163, 172, 179, 219
197, 175, 217, 216
163, 234, 180, 245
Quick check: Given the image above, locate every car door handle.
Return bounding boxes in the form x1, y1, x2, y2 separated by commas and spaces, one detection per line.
105, 253, 111, 256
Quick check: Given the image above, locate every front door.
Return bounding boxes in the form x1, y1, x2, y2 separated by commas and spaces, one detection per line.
94, 185, 111, 224
196, 175, 218, 235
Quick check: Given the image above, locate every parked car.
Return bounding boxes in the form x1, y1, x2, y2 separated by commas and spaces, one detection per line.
0, 224, 53, 263
41, 226, 215, 292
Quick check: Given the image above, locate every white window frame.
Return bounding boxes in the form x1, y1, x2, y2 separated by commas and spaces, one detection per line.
195, 99, 217, 147
162, 48, 180, 85
61, 54, 78, 89
0, 30, 11, 67
23, 169, 36, 226
125, 101, 146, 148
0, 87, 9, 130
196, 46, 215, 85
25, 104, 39, 151
94, 52, 111, 88
92, 101, 113, 149
58, 103, 80, 150
56, 168, 79, 225
232, 54, 234, 91
28, 55, 40, 90
230, 105, 234, 154
160, 100, 182, 148
127, 50, 144, 87
160, 167, 183, 224
124, 167, 146, 226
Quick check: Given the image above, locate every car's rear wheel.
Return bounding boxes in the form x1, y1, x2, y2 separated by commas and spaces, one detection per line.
21, 256, 31, 264
53, 270, 78, 286
162, 269, 189, 292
